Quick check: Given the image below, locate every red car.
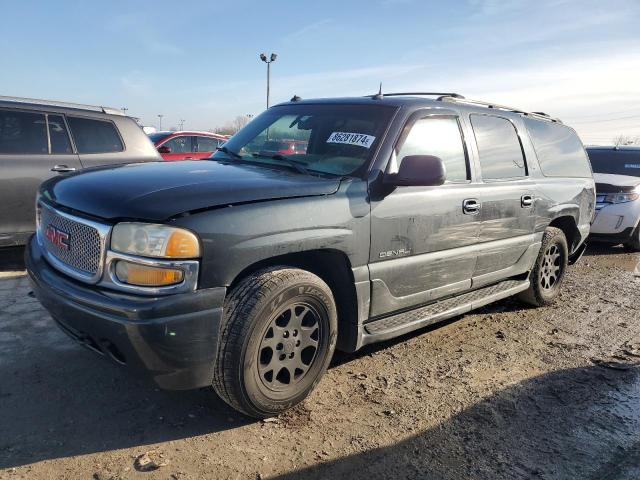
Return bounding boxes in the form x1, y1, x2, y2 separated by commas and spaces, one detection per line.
260, 139, 308, 156
149, 131, 230, 161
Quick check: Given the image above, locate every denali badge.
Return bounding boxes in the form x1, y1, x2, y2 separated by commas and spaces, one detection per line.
379, 248, 411, 258
45, 225, 70, 250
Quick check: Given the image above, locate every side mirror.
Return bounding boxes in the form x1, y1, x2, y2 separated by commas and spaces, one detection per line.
386, 155, 446, 187
157, 145, 172, 154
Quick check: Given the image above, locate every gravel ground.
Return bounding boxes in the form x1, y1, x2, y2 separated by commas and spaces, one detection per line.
0, 244, 638, 480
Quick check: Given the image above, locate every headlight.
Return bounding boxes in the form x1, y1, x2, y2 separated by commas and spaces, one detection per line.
603, 192, 639, 204
111, 223, 201, 258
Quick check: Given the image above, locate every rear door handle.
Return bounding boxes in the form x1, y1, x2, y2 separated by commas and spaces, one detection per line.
463, 198, 480, 215
521, 194, 534, 207
185, 156, 193, 160
51, 164, 77, 173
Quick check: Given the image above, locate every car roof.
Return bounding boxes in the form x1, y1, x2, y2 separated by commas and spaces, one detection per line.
586, 145, 640, 151
156, 130, 228, 137
273, 93, 563, 123
0, 95, 125, 116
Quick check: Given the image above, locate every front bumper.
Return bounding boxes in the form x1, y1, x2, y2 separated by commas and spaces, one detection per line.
26, 236, 226, 390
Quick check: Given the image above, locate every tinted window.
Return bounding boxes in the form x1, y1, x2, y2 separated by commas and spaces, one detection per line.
196, 136, 220, 152
67, 117, 123, 154
471, 114, 526, 179
0, 109, 48, 154
214, 104, 395, 176
162, 136, 192, 153
524, 118, 591, 177
393, 116, 468, 182
586, 149, 640, 177
48, 115, 72, 154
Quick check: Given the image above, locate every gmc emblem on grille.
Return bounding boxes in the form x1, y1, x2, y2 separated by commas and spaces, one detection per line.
45, 225, 70, 250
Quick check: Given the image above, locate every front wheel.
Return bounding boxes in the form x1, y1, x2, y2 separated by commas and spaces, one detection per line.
518, 227, 569, 307
623, 225, 640, 252
213, 267, 337, 418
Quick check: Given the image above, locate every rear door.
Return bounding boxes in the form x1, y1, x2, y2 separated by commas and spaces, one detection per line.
194, 135, 221, 159
468, 113, 538, 287
0, 108, 81, 244
369, 112, 483, 317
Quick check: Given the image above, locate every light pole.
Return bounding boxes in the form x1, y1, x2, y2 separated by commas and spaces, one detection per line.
157, 114, 164, 130
179, 119, 185, 131
259, 53, 277, 108
122, 107, 128, 115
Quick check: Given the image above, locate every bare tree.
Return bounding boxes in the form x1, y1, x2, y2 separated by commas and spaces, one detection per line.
232, 115, 251, 132
613, 134, 640, 146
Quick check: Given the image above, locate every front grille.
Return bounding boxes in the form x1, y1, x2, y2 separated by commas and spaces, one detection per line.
40, 205, 103, 275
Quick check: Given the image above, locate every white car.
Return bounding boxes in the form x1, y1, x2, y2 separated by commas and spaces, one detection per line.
587, 146, 640, 250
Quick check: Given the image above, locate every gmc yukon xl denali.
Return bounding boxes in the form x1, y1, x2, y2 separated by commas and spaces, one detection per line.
27, 93, 595, 418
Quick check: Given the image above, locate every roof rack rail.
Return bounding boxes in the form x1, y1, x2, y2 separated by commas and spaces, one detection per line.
437, 96, 562, 123
0, 95, 125, 116
369, 92, 465, 99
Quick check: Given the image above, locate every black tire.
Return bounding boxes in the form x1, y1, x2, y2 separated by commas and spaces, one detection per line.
623, 225, 640, 252
518, 227, 569, 307
213, 267, 337, 418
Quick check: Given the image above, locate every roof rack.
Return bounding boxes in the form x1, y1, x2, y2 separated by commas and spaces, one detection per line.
368, 92, 466, 100
0, 95, 125, 116
437, 95, 562, 123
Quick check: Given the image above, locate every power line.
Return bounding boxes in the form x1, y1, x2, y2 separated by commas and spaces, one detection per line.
569, 114, 640, 125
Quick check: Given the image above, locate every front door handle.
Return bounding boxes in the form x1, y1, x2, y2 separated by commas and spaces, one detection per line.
463, 198, 480, 215
185, 156, 194, 160
521, 194, 534, 208
51, 164, 77, 173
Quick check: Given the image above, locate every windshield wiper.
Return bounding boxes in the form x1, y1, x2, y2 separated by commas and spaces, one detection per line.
252, 153, 311, 175
216, 146, 242, 159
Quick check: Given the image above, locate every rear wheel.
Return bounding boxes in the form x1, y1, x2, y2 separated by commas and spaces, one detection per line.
213, 267, 337, 418
518, 227, 568, 307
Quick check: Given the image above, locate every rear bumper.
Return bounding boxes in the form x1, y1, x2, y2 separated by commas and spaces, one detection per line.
25, 236, 226, 390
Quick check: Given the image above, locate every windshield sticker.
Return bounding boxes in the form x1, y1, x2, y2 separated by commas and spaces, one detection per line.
326, 132, 376, 149
625, 163, 640, 169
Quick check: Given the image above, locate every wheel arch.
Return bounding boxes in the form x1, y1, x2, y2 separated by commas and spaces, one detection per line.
228, 249, 360, 352
548, 215, 581, 253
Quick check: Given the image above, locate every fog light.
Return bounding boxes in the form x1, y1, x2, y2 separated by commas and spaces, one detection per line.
115, 261, 184, 287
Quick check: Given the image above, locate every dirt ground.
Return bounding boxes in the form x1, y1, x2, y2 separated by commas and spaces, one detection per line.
0, 244, 639, 480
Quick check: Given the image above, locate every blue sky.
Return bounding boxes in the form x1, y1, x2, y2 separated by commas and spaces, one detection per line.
2, 0, 640, 144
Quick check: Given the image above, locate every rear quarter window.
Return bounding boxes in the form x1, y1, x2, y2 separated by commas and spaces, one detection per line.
524, 118, 591, 178
67, 116, 124, 154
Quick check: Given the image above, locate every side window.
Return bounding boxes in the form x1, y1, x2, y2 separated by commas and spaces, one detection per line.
470, 114, 526, 180
0, 109, 48, 154
196, 136, 220, 152
524, 118, 591, 177
47, 115, 73, 154
66, 117, 124, 154
162, 136, 192, 153
394, 116, 469, 182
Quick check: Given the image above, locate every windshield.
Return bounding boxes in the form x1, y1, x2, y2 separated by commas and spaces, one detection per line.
587, 148, 640, 177
212, 104, 396, 176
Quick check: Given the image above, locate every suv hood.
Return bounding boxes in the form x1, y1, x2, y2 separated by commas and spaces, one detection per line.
593, 173, 640, 193
42, 160, 341, 221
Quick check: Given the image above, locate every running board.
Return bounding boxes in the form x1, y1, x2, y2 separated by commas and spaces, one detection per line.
361, 279, 529, 345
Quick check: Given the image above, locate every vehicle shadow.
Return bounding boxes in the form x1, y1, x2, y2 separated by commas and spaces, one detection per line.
275, 364, 640, 480
584, 242, 630, 257
0, 246, 25, 272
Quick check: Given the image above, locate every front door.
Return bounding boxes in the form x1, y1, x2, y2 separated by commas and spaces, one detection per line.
369, 113, 482, 317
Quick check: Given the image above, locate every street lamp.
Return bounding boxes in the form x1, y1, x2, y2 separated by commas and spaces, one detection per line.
122, 107, 128, 115
179, 119, 185, 131
157, 114, 164, 130
259, 52, 277, 108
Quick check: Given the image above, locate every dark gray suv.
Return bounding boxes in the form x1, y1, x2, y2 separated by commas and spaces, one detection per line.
0, 96, 159, 247
26, 93, 595, 418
